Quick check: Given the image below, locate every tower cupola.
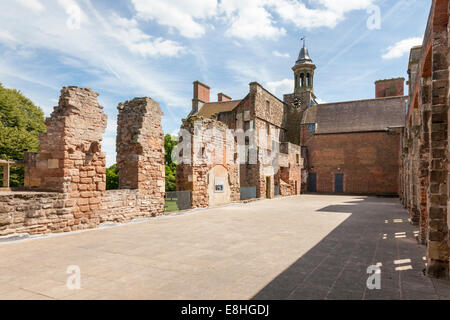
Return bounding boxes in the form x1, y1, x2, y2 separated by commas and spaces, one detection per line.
293, 37, 316, 94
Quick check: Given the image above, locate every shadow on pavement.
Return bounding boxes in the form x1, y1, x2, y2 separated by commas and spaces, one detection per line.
252, 196, 450, 300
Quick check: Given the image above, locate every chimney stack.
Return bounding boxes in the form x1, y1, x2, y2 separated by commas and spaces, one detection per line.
192, 81, 210, 113
375, 78, 405, 98
218, 93, 232, 102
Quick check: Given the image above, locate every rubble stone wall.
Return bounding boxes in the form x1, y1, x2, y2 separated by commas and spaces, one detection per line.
401, 0, 449, 279
176, 117, 240, 208
0, 192, 69, 236
0, 87, 166, 238
116, 97, 165, 202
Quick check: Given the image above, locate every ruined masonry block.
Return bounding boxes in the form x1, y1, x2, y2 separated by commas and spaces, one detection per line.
116, 97, 165, 212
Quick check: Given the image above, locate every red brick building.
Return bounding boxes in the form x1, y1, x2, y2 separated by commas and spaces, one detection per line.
180, 39, 407, 202
288, 41, 407, 195
177, 81, 302, 206
300, 95, 406, 194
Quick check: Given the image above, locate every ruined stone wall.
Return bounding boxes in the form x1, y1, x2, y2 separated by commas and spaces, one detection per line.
27, 87, 107, 195
426, 0, 449, 278
216, 83, 300, 200
26, 87, 108, 229
250, 81, 290, 199
0, 192, 69, 236
0, 87, 166, 238
116, 97, 165, 215
401, 0, 449, 279
176, 117, 239, 208
278, 143, 302, 196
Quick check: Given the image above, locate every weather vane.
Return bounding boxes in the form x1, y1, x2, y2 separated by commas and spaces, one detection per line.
301, 36, 306, 47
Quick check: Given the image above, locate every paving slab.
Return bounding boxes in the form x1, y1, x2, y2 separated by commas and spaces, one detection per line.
0, 195, 448, 300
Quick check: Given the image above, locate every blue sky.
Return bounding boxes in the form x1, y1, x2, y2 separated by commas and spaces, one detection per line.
0, 0, 429, 166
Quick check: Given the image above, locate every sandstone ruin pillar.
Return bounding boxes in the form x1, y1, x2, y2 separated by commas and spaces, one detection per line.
28, 87, 107, 225
426, 12, 449, 277
418, 78, 432, 243
116, 97, 165, 200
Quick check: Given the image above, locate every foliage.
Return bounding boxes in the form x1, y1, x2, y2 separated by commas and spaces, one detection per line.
0, 83, 46, 187
165, 162, 177, 192
164, 134, 177, 192
106, 164, 119, 190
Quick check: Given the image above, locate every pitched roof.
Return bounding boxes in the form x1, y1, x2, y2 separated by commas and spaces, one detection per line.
302, 96, 406, 134
196, 100, 242, 118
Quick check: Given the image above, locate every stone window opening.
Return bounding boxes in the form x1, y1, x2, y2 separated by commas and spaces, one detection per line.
300, 74, 305, 87
296, 154, 300, 165
266, 100, 270, 114
244, 121, 250, 132
307, 123, 316, 133
306, 74, 311, 87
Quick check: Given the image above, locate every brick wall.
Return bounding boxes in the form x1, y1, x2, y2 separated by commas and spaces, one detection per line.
193, 81, 210, 103
307, 131, 401, 194
375, 78, 405, 98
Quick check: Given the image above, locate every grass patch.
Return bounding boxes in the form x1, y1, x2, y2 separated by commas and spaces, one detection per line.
164, 198, 179, 212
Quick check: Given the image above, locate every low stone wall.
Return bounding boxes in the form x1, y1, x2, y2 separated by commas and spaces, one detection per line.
0, 189, 166, 237
98, 189, 164, 223
0, 191, 70, 236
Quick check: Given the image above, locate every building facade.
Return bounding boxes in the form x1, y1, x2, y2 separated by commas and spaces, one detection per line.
178, 37, 407, 204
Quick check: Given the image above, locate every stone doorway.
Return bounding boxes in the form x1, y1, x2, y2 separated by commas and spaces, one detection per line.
208, 165, 231, 207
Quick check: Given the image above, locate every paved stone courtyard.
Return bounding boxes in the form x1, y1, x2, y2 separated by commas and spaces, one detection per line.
0, 195, 448, 300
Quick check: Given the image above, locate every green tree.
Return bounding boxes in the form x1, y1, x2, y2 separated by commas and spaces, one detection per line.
164, 134, 177, 192
0, 83, 46, 187
106, 164, 119, 190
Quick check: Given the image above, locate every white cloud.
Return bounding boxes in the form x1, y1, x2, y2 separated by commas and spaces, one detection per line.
273, 50, 289, 58
0, 0, 190, 111
220, 0, 285, 40
217, 0, 376, 40
382, 37, 422, 59
15, 0, 45, 13
128, 0, 377, 41
265, 78, 293, 98
131, 0, 217, 38
269, 0, 376, 30
108, 14, 184, 57
0, 30, 16, 43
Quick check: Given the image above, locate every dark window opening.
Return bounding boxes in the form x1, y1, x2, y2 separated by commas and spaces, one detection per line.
307, 124, 316, 133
